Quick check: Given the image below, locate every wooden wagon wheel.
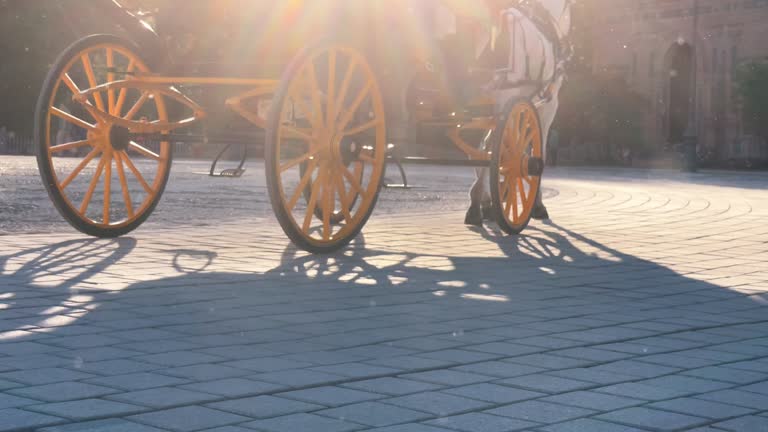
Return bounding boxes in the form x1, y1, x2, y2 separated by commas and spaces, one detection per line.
266, 41, 387, 254
35, 35, 172, 237
300, 158, 365, 225
489, 98, 544, 235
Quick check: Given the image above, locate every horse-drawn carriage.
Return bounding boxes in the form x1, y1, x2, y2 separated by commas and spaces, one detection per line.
36, 0, 571, 253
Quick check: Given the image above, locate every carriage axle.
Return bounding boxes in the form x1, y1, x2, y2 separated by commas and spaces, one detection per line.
126, 131, 542, 173
392, 156, 544, 176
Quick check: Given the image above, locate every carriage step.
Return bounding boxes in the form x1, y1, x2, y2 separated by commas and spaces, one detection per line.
209, 142, 247, 178
212, 168, 246, 178
528, 157, 544, 176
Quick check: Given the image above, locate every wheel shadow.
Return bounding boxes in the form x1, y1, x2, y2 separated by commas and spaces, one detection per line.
0, 238, 136, 342
0, 224, 763, 371
172, 249, 219, 274
258, 224, 639, 306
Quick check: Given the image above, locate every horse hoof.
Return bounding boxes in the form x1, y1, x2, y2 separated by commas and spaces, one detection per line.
481, 205, 494, 221
464, 206, 483, 226
531, 205, 550, 220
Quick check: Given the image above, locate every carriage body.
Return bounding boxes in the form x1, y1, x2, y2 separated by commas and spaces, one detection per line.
36, 0, 561, 252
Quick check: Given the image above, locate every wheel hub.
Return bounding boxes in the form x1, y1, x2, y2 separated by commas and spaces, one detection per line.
339, 137, 362, 166
324, 132, 361, 167
109, 125, 131, 152
527, 157, 544, 176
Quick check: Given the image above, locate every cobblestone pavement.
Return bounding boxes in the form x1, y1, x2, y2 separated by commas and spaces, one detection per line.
0, 156, 493, 234
1, 157, 768, 431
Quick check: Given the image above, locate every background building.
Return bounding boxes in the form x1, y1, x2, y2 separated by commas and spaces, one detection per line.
587, 0, 768, 163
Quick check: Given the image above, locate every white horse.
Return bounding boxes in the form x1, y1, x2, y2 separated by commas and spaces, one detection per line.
465, 0, 571, 226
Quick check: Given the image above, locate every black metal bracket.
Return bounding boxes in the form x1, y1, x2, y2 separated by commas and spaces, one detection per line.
384, 157, 411, 189
383, 144, 412, 189
127, 131, 255, 179
209, 142, 247, 178
383, 149, 497, 189
389, 157, 491, 167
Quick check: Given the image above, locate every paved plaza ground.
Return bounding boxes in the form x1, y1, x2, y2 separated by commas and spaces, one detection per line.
1, 156, 768, 431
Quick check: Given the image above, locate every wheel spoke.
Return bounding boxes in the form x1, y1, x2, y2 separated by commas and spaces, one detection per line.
334, 171, 353, 224
334, 58, 358, 123
518, 120, 528, 151
303, 167, 324, 232
79, 155, 106, 214
280, 125, 313, 142
322, 170, 333, 240
326, 49, 336, 129
526, 129, 539, 149
60, 147, 101, 190
124, 91, 149, 120
106, 48, 116, 115
128, 141, 161, 161
505, 115, 520, 152
337, 81, 372, 132
114, 152, 134, 218
120, 151, 153, 193
520, 114, 534, 150
280, 148, 318, 173
507, 116, 520, 153
518, 177, 527, 203
306, 61, 324, 129
352, 160, 364, 188
342, 165, 366, 199
50, 107, 96, 131
343, 118, 381, 137
62, 73, 81, 95
58, 74, 99, 122
502, 177, 513, 214
522, 127, 535, 150
50, 139, 94, 154
508, 177, 519, 221
114, 59, 136, 117
287, 159, 318, 211
289, 90, 315, 129
81, 53, 105, 111
103, 153, 112, 224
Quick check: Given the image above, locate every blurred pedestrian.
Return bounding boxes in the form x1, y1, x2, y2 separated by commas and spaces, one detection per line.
548, 128, 560, 167
0, 127, 7, 154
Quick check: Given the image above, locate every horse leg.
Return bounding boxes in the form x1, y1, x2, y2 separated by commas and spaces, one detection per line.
531, 189, 549, 220
480, 169, 493, 220
465, 166, 486, 226
465, 130, 494, 225
530, 77, 564, 221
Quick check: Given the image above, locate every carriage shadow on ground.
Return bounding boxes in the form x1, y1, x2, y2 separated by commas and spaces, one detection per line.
0, 225, 766, 429
0, 238, 136, 346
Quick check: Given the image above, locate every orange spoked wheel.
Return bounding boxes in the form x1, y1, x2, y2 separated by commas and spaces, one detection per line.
35, 35, 172, 238
266, 42, 387, 254
300, 157, 364, 225
489, 98, 544, 235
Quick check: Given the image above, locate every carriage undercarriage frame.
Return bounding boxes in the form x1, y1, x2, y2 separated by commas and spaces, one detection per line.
36, 2, 555, 253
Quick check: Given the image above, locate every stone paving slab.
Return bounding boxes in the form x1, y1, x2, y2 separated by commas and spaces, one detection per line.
1, 166, 768, 430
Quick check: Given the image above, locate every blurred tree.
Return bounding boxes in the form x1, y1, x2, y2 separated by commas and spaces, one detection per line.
0, 1, 70, 135
0, 0, 145, 134
594, 74, 647, 162
735, 59, 768, 141
558, 71, 646, 163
